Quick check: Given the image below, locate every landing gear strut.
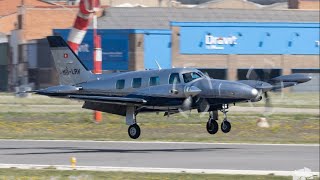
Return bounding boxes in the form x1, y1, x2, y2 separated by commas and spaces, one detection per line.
206, 111, 219, 134
221, 104, 231, 133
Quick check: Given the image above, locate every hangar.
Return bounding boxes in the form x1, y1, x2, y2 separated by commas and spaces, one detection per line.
54, 7, 319, 91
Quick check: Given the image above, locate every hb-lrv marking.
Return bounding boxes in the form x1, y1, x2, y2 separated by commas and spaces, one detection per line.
61, 67, 81, 75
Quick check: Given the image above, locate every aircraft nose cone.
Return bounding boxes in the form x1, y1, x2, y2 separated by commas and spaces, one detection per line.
307, 76, 312, 81
232, 83, 259, 100
251, 88, 258, 97
213, 80, 259, 100
241, 86, 259, 100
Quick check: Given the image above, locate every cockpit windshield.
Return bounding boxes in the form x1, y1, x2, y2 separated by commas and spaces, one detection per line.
182, 72, 202, 83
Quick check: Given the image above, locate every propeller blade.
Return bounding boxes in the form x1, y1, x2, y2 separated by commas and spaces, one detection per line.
184, 86, 201, 97
246, 66, 259, 80
181, 96, 193, 111
264, 92, 272, 108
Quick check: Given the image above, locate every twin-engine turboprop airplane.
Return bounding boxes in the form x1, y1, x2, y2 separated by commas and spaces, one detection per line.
33, 36, 312, 139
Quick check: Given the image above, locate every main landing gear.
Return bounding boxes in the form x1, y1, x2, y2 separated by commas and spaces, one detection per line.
128, 124, 141, 139
206, 104, 232, 135
126, 106, 141, 139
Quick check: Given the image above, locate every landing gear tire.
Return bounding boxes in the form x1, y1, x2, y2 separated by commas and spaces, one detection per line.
206, 119, 219, 135
128, 124, 141, 139
221, 120, 231, 133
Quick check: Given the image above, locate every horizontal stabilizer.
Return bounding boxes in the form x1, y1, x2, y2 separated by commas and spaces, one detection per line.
34, 85, 81, 96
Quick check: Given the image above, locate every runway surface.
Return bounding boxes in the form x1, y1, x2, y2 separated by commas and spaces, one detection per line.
0, 140, 318, 174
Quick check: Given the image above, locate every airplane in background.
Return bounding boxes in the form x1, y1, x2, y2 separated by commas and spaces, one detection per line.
32, 36, 312, 139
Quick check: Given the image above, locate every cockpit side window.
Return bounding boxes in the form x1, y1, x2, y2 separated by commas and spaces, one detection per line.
169, 73, 181, 84
183, 72, 202, 83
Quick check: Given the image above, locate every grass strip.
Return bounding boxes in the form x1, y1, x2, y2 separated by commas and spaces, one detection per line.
0, 168, 294, 180
0, 112, 318, 144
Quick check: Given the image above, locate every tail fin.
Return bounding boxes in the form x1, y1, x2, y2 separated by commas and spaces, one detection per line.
47, 36, 94, 85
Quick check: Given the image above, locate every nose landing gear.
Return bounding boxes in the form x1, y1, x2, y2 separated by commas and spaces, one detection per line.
206, 111, 219, 134
221, 105, 231, 133
206, 104, 232, 135
221, 120, 231, 133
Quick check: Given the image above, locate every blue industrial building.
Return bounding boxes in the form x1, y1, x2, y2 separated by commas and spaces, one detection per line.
176, 22, 319, 55
54, 22, 319, 67
54, 7, 319, 91
54, 29, 172, 70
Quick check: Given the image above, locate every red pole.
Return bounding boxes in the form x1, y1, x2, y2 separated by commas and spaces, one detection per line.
67, 0, 102, 122
92, 0, 102, 122
93, 33, 102, 122
93, 29, 102, 74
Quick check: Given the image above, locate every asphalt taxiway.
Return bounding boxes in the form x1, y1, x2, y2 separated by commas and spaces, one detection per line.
0, 140, 318, 175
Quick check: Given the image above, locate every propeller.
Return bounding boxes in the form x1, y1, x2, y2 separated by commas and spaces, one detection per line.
245, 67, 274, 109
181, 96, 193, 111
167, 75, 202, 117
181, 85, 202, 111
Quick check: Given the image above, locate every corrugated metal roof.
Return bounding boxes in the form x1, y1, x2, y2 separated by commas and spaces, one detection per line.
177, 0, 287, 5
96, 7, 320, 29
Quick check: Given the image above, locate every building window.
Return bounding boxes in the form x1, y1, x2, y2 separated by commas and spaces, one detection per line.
149, 76, 160, 86
116, 79, 125, 89
237, 69, 281, 81
132, 78, 142, 88
169, 73, 181, 84
198, 69, 227, 80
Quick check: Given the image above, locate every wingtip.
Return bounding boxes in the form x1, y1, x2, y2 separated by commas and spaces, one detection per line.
15, 90, 37, 94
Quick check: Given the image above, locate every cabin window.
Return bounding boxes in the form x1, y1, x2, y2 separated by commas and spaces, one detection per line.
169, 73, 181, 84
149, 76, 160, 86
132, 78, 142, 88
116, 79, 125, 89
183, 72, 201, 83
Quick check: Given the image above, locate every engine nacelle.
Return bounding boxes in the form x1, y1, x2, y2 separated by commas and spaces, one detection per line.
250, 96, 262, 102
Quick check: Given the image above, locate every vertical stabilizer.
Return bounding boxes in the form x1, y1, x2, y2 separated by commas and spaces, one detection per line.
47, 36, 94, 85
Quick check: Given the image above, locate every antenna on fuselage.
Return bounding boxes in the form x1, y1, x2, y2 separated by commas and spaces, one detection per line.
155, 60, 162, 70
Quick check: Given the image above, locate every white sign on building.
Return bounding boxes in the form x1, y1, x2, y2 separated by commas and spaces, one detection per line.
205, 35, 238, 50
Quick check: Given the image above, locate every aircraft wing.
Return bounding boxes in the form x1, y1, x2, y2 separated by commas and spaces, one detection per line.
68, 95, 147, 105
238, 74, 312, 92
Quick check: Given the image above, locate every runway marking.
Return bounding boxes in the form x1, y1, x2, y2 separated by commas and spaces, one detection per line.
0, 164, 319, 176
0, 139, 318, 146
